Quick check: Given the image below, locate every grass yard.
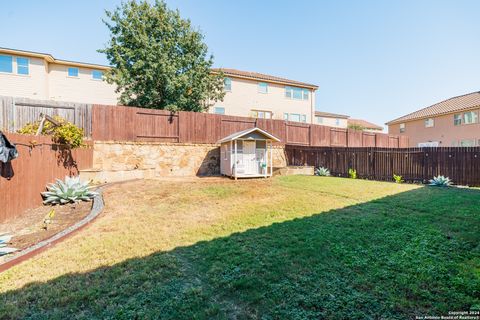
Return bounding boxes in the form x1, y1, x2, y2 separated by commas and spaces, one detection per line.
0, 176, 479, 319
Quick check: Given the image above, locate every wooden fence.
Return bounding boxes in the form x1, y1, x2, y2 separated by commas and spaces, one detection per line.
0, 96, 93, 137
285, 145, 480, 186
92, 105, 408, 147
0, 133, 93, 222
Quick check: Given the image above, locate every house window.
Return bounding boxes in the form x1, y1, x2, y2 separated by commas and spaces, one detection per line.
0, 55, 13, 73
252, 110, 272, 119
16, 57, 29, 75
224, 77, 232, 91
335, 118, 340, 126
214, 107, 225, 115
316, 116, 323, 124
460, 139, 475, 147
463, 111, 478, 124
454, 114, 462, 126
258, 82, 268, 94
425, 118, 434, 128
399, 123, 405, 133
284, 113, 289, 121
223, 145, 228, 160
68, 67, 79, 77
301, 114, 307, 123
289, 114, 301, 122
285, 86, 309, 100
92, 70, 103, 80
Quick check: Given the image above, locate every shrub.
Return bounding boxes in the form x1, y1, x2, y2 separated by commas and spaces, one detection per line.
17, 116, 84, 149
315, 167, 331, 176
348, 168, 357, 179
429, 175, 452, 187
42, 176, 98, 205
393, 174, 404, 184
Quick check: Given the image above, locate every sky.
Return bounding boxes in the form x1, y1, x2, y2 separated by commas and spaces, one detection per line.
1, 0, 479, 127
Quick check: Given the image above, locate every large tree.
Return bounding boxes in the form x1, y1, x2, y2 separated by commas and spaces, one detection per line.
100, 0, 225, 111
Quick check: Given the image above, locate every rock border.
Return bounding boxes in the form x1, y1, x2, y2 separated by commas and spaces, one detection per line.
0, 186, 105, 273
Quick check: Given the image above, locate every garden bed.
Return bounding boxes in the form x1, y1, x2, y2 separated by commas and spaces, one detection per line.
0, 201, 92, 263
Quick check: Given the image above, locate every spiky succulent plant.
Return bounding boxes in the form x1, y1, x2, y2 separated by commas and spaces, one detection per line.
315, 167, 331, 176
42, 176, 98, 205
0, 234, 17, 256
428, 175, 452, 187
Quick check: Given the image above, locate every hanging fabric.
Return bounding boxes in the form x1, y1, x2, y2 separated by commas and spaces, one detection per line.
0, 131, 19, 163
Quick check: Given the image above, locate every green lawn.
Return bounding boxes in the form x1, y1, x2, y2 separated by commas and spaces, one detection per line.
0, 176, 479, 319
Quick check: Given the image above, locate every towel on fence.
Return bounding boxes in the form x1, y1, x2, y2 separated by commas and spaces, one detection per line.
0, 132, 18, 163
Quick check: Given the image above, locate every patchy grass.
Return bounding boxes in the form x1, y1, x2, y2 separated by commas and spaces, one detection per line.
0, 176, 479, 319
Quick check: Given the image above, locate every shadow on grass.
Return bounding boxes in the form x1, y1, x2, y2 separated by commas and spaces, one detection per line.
1, 187, 479, 319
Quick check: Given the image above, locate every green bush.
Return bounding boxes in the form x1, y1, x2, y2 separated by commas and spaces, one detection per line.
393, 174, 404, 184
348, 168, 357, 179
17, 116, 84, 149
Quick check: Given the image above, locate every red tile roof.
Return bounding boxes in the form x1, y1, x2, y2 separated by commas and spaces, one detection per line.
348, 118, 383, 130
386, 91, 480, 125
212, 68, 318, 89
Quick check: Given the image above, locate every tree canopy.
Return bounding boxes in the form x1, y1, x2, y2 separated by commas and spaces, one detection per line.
100, 0, 225, 111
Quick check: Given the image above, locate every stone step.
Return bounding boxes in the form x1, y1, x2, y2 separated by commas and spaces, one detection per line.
274, 166, 314, 176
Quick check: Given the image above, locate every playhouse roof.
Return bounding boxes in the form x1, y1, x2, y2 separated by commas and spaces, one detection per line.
217, 127, 281, 144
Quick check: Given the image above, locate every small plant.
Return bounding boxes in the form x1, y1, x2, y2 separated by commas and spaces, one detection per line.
42, 176, 98, 205
315, 167, 331, 176
17, 116, 84, 149
393, 174, 404, 184
43, 209, 56, 230
429, 175, 452, 187
0, 234, 17, 256
348, 168, 357, 179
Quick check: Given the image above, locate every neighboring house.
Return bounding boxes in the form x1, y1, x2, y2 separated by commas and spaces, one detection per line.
314, 111, 349, 128
210, 68, 318, 123
348, 118, 383, 132
386, 91, 480, 147
0, 47, 118, 105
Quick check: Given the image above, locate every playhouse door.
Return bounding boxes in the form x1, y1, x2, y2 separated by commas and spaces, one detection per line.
243, 141, 257, 175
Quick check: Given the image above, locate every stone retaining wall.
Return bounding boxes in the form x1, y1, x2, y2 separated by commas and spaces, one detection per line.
87, 141, 287, 181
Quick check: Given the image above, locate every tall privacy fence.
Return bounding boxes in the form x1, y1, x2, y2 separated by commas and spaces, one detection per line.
0, 96, 93, 137
285, 145, 480, 186
0, 133, 93, 222
92, 105, 408, 147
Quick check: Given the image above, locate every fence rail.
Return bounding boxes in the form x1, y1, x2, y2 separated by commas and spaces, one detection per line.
92, 105, 408, 147
0, 96, 93, 137
285, 146, 480, 186
0, 133, 93, 222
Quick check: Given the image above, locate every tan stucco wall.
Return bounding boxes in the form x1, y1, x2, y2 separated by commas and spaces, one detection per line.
211, 77, 315, 123
388, 108, 480, 147
48, 63, 118, 104
0, 56, 49, 100
314, 116, 348, 128
0, 52, 119, 104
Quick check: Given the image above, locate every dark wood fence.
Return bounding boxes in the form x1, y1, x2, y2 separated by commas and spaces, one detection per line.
285, 145, 480, 186
92, 105, 408, 147
0, 133, 93, 222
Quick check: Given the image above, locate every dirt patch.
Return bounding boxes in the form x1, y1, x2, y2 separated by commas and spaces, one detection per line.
0, 201, 92, 253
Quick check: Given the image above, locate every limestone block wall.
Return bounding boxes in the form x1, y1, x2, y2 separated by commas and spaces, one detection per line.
91, 141, 287, 179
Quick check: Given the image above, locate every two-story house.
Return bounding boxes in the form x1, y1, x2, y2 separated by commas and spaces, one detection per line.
210, 68, 318, 123
386, 91, 480, 147
0, 47, 118, 104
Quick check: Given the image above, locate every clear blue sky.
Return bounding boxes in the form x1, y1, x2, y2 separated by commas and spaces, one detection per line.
1, 0, 479, 127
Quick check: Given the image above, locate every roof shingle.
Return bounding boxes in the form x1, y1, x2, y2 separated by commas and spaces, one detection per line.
212, 68, 318, 89
348, 118, 383, 130
386, 91, 480, 125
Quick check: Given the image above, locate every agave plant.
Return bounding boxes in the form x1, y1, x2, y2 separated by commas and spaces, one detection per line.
0, 234, 17, 256
429, 175, 452, 187
42, 176, 98, 205
315, 167, 331, 176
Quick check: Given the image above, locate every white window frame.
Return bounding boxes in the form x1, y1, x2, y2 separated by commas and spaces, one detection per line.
16, 57, 29, 75
453, 114, 462, 126
284, 113, 289, 121
399, 123, 405, 133
316, 116, 323, 124
224, 77, 232, 91
0, 55, 13, 74
258, 82, 268, 94
424, 118, 434, 128
67, 67, 79, 78
91, 70, 103, 80
289, 113, 301, 122
335, 118, 340, 126
252, 109, 272, 119
463, 111, 478, 125
213, 107, 225, 115
301, 114, 307, 123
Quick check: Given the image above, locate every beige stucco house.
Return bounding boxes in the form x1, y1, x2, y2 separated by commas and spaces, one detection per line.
347, 118, 383, 132
387, 91, 480, 147
314, 111, 349, 128
0, 47, 119, 104
210, 68, 318, 123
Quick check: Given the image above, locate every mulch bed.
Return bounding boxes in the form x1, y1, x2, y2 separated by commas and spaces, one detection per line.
0, 201, 93, 260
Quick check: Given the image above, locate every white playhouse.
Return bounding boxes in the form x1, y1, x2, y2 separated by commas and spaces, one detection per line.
218, 127, 281, 179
